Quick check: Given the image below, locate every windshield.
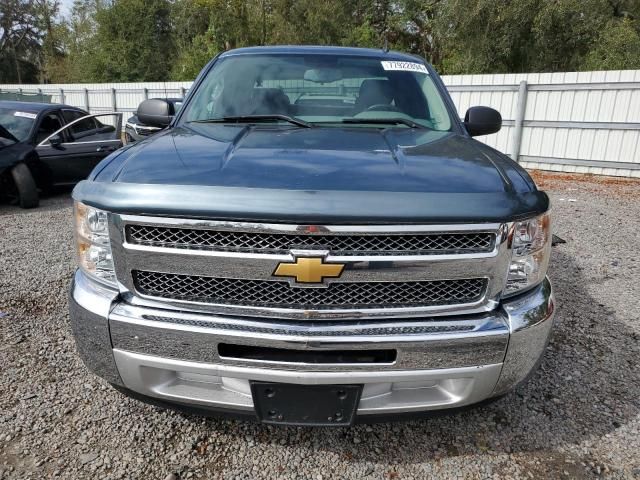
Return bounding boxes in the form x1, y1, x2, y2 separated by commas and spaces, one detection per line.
0, 107, 36, 142
181, 54, 453, 131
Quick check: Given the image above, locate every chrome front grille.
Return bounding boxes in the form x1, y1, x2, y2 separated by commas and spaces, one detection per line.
126, 224, 494, 255
111, 215, 510, 319
134, 270, 487, 310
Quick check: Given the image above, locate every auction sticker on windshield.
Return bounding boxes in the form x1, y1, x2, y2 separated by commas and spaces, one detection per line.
381, 61, 428, 73
14, 111, 37, 119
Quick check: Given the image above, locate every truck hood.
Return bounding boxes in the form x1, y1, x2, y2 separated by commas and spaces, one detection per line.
79, 124, 548, 223
97, 124, 521, 193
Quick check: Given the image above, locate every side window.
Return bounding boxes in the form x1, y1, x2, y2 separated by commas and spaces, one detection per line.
417, 75, 451, 130
36, 113, 64, 144
66, 113, 121, 143
62, 110, 98, 139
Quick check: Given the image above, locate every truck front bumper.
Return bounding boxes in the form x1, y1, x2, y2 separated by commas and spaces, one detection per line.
69, 270, 555, 420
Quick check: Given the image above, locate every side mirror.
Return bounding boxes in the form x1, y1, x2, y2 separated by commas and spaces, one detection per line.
49, 134, 63, 147
464, 106, 502, 137
137, 99, 174, 128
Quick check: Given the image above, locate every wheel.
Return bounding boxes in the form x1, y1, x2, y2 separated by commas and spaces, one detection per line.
10, 163, 39, 208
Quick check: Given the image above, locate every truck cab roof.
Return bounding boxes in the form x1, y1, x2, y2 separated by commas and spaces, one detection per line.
219, 45, 423, 62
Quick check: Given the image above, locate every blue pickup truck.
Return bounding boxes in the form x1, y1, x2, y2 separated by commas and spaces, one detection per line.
69, 46, 554, 426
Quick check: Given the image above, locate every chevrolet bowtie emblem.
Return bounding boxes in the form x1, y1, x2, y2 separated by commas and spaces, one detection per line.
273, 257, 345, 284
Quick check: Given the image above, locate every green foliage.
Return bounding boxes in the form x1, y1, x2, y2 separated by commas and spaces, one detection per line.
49, 1, 105, 83
531, 0, 611, 71
436, 0, 640, 74
583, 18, 640, 70
89, 0, 174, 82
4, 0, 640, 84
438, 0, 544, 74
170, 0, 267, 80
0, 0, 61, 83
270, 0, 352, 45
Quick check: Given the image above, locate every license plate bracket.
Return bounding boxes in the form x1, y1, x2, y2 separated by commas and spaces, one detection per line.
250, 382, 362, 426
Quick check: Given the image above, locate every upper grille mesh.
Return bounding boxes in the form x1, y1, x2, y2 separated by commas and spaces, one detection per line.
134, 270, 487, 309
126, 225, 494, 255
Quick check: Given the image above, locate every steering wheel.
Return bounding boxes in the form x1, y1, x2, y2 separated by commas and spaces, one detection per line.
365, 104, 400, 112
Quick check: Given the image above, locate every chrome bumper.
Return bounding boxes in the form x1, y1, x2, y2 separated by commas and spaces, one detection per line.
69, 270, 555, 417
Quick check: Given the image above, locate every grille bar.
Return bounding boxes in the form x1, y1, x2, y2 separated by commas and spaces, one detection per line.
134, 270, 487, 310
126, 225, 494, 256
141, 315, 476, 336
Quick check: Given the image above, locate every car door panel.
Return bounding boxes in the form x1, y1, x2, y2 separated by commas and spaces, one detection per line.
36, 113, 123, 185
32, 112, 68, 184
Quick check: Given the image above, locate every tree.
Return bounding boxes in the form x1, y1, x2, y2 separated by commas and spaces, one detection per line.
6, 0, 640, 84
0, 0, 42, 83
436, 0, 540, 74
0, 0, 83, 84
44, 0, 105, 83
531, 0, 611, 72
433, 0, 640, 74
583, 18, 640, 70
392, 0, 443, 65
37, 0, 66, 83
88, 0, 174, 82
171, 0, 267, 80
269, 0, 352, 45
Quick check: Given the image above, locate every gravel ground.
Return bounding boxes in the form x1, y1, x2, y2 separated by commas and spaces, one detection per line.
1, 173, 639, 480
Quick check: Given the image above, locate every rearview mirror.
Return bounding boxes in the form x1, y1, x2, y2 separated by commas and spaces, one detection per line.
303, 69, 342, 83
49, 134, 63, 147
137, 99, 174, 127
464, 106, 502, 137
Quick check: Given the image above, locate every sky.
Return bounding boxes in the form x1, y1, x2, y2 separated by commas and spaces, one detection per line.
59, 0, 74, 17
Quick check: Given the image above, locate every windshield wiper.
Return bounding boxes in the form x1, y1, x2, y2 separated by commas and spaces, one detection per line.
341, 118, 426, 129
191, 114, 312, 128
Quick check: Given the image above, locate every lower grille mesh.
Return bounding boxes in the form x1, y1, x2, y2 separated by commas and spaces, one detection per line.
134, 270, 487, 309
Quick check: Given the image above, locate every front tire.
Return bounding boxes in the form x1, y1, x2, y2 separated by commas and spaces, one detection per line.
10, 163, 39, 209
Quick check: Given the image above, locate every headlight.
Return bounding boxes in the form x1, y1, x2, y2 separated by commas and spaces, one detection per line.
74, 201, 117, 287
504, 211, 551, 296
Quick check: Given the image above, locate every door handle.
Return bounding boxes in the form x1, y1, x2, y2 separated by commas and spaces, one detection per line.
96, 146, 116, 153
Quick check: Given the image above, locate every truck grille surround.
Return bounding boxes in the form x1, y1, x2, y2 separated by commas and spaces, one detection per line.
134, 270, 487, 309
111, 216, 510, 319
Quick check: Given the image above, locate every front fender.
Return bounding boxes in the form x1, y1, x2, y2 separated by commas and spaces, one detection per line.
0, 142, 36, 169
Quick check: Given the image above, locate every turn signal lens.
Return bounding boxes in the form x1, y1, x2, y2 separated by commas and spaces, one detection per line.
74, 201, 116, 287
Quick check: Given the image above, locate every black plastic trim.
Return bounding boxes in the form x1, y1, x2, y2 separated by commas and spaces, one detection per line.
73, 181, 549, 224
218, 344, 397, 364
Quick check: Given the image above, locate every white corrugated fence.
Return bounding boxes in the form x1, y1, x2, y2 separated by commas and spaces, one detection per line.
442, 70, 640, 178
2, 70, 640, 178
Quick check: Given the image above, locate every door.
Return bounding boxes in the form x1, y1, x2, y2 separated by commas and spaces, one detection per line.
32, 111, 67, 184
36, 112, 123, 185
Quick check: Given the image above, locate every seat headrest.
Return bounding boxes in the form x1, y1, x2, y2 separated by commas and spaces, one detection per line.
356, 80, 394, 109
251, 88, 290, 114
